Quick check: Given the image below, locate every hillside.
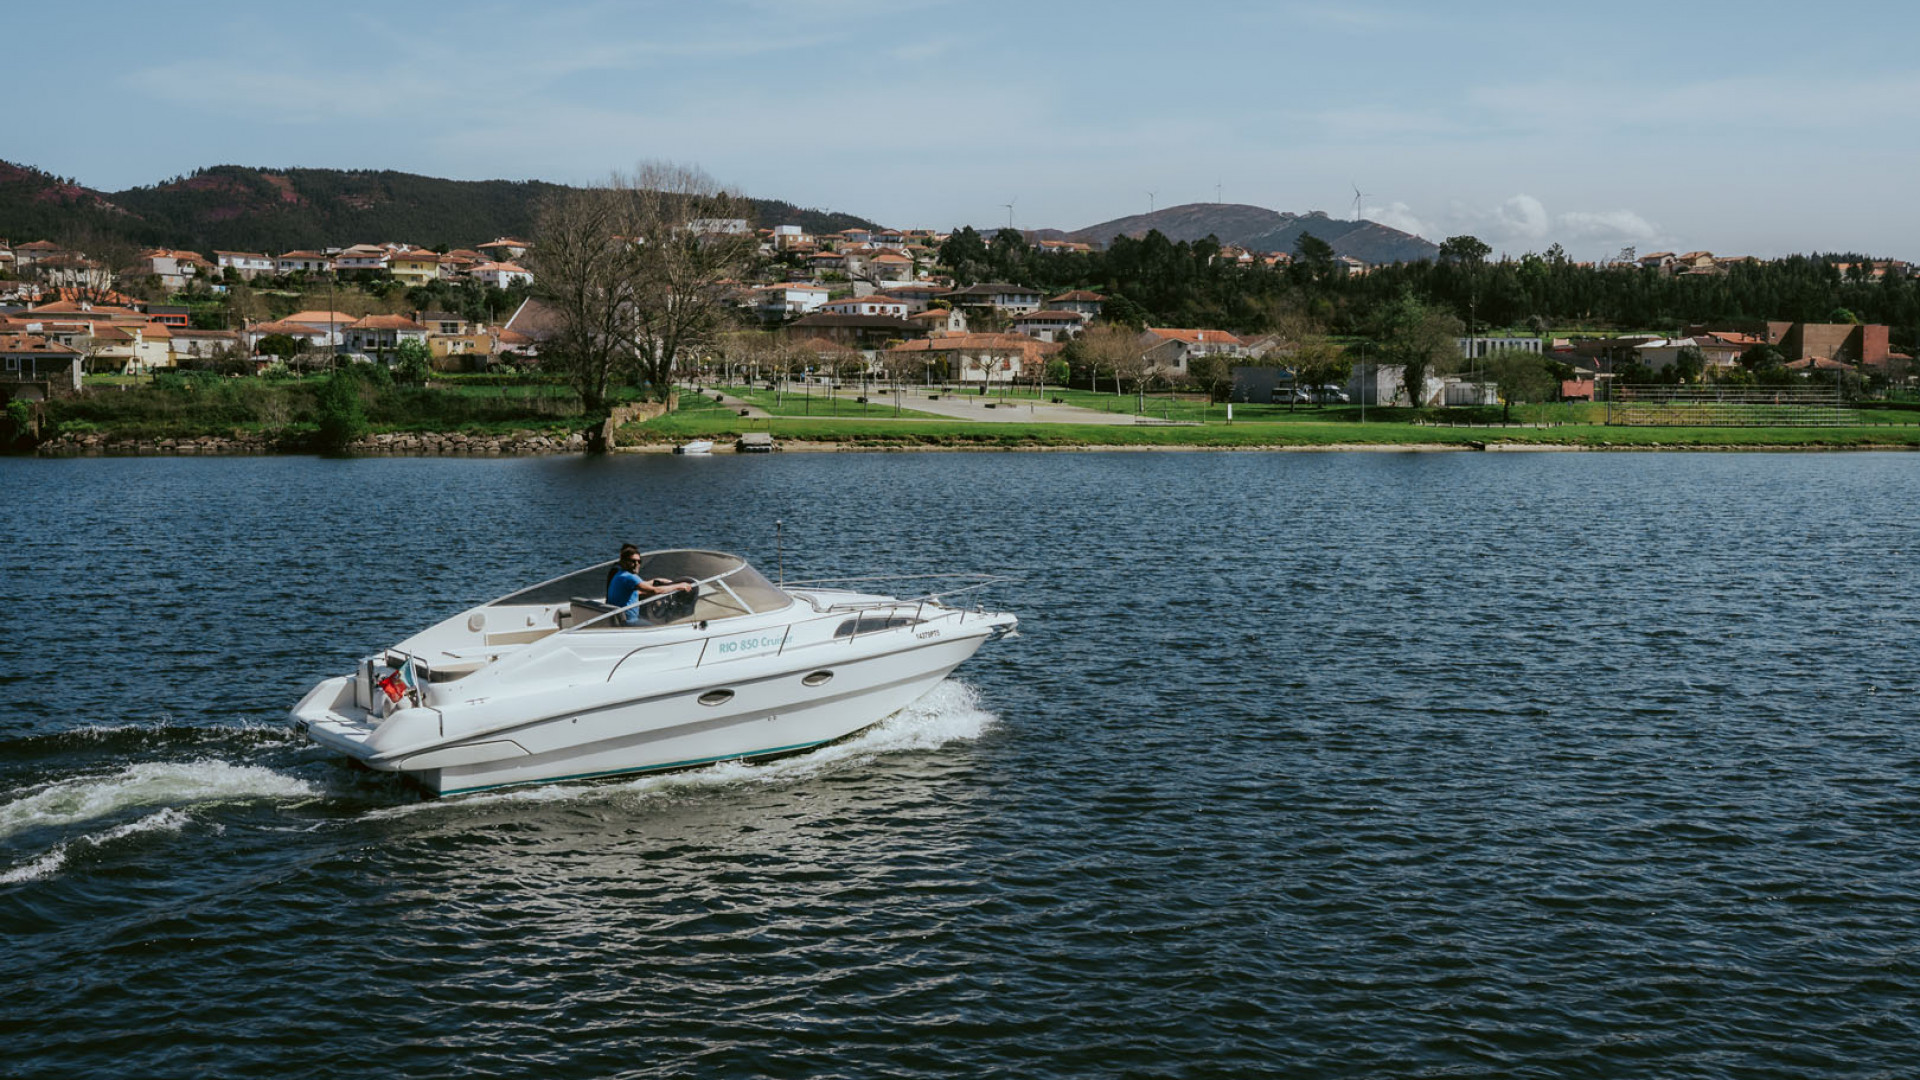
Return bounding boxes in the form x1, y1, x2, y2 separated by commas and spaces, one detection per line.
1068, 202, 1438, 263
0, 161, 876, 254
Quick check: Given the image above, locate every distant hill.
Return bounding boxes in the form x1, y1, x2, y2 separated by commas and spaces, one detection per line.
1067, 202, 1439, 264
0, 161, 877, 254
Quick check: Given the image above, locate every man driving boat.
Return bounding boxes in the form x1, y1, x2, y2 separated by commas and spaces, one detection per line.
605, 547, 694, 626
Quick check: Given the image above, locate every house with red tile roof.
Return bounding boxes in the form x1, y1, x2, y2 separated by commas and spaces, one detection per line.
11, 240, 69, 270
346, 313, 429, 355
887, 332, 1058, 385
1140, 327, 1248, 378
909, 307, 968, 335
214, 251, 275, 278
478, 237, 531, 260
468, 261, 532, 288
1010, 308, 1086, 342
0, 332, 84, 396
942, 283, 1043, 315
389, 249, 445, 286
277, 250, 335, 274
867, 251, 913, 282
820, 295, 911, 319
139, 249, 212, 289
333, 244, 391, 273
1045, 290, 1106, 317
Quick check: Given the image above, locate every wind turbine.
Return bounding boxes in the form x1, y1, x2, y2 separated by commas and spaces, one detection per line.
1351, 183, 1373, 222
1002, 196, 1017, 231
1147, 189, 1157, 214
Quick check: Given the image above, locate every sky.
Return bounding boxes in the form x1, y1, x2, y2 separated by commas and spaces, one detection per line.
10, 0, 1918, 261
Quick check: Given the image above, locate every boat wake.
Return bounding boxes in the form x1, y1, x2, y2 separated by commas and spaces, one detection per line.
370, 679, 999, 816
0, 759, 320, 842
0, 808, 189, 884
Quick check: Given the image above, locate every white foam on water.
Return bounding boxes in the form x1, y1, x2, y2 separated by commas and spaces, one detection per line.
0, 807, 190, 884
369, 679, 1000, 816
0, 760, 319, 841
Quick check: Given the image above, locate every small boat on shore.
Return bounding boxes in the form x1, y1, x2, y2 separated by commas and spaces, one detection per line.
674, 439, 714, 455
291, 550, 1017, 795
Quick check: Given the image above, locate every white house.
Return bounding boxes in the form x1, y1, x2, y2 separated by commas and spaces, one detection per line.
943, 283, 1044, 315
1139, 327, 1248, 376
277, 250, 335, 274
333, 244, 390, 273
756, 284, 831, 318
214, 251, 275, 278
468, 261, 533, 288
346, 314, 430, 355
1010, 308, 1087, 343
141, 250, 207, 289
820, 295, 911, 319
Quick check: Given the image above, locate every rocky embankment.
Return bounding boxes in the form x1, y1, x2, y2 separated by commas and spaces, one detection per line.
39, 430, 591, 456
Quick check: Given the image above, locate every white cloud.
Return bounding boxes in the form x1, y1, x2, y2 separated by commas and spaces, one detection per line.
1366, 194, 1666, 258
1555, 209, 1660, 245
1366, 201, 1431, 239
1496, 195, 1550, 241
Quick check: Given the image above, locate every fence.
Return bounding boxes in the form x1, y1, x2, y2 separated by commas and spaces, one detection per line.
1607, 385, 1861, 427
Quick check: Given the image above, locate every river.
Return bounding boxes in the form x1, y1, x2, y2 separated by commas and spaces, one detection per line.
2, 451, 1917, 1078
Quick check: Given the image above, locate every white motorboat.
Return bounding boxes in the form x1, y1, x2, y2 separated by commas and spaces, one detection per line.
674, 439, 714, 455
290, 550, 1017, 795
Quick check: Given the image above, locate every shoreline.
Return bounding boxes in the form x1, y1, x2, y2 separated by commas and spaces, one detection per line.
23, 436, 1920, 457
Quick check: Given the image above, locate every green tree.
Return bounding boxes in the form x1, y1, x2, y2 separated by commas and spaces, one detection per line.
1099, 292, 1149, 331
939, 227, 990, 285
4, 399, 36, 450
1293, 233, 1336, 287
1438, 235, 1492, 265
392, 339, 432, 385
1671, 345, 1705, 384
314, 370, 369, 451
1369, 293, 1462, 406
257, 333, 302, 361
1485, 348, 1558, 422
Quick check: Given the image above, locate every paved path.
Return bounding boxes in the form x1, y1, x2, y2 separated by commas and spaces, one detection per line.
707, 385, 1153, 426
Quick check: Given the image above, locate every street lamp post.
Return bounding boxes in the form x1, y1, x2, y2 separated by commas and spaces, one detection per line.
1359, 341, 1369, 424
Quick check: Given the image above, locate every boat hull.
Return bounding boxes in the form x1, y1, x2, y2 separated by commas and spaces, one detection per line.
299, 629, 997, 795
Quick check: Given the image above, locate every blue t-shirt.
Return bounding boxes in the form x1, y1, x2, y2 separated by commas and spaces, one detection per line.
606, 569, 644, 625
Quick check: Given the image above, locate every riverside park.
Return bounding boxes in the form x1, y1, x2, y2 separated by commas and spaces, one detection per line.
16, 370, 1920, 455
628, 379, 1920, 452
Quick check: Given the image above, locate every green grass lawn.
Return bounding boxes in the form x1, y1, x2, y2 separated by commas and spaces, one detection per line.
630, 409, 1920, 449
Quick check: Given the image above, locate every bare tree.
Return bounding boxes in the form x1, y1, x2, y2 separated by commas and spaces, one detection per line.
1110, 343, 1154, 403
1075, 324, 1145, 396
530, 162, 757, 413
529, 182, 644, 413
625, 163, 758, 396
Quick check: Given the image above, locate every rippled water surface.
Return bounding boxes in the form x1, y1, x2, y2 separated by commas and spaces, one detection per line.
3, 451, 1919, 1078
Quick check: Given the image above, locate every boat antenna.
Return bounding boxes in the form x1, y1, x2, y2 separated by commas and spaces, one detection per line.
775, 519, 784, 585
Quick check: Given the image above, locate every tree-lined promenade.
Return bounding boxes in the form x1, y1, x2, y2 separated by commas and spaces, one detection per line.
620, 380, 1920, 451
19, 367, 1920, 456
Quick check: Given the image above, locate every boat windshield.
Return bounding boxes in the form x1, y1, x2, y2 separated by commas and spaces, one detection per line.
486, 550, 792, 618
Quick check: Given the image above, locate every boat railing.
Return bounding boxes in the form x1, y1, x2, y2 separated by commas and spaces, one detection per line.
601, 576, 1015, 680
460, 571, 1011, 686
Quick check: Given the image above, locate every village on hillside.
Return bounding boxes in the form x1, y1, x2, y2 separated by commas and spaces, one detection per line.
1, 220, 1915, 411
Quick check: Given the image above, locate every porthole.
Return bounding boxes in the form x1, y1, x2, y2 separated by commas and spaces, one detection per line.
697, 689, 735, 707
802, 670, 834, 687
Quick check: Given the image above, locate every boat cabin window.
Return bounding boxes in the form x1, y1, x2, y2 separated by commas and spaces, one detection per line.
834, 615, 920, 638
486, 550, 793, 627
